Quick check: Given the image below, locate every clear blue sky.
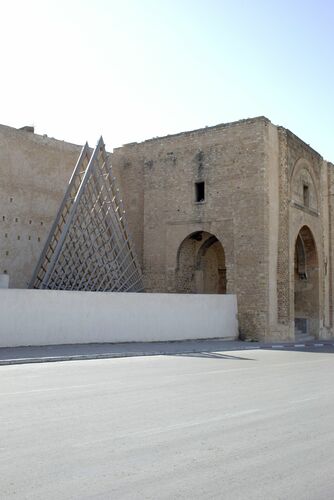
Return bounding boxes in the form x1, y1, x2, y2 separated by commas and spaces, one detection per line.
1, 0, 333, 159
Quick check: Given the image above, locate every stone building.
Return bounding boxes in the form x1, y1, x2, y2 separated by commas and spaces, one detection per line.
1, 117, 333, 341
0, 124, 81, 288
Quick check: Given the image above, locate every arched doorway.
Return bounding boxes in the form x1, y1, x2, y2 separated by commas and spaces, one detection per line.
294, 226, 319, 338
176, 231, 226, 294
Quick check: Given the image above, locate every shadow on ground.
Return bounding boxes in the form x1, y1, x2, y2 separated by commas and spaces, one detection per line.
1, 339, 334, 365
170, 351, 254, 361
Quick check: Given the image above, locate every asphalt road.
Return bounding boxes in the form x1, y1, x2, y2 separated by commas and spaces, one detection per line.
1, 347, 334, 499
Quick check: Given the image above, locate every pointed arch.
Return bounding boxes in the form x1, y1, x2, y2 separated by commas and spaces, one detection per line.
176, 231, 226, 294
294, 225, 319, 338
290, 158, 319, 211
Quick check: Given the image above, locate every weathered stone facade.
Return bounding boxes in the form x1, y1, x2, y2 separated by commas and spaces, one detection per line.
1, 117, 333, 341
112, 117, 334, 341
0, 124, 81, 288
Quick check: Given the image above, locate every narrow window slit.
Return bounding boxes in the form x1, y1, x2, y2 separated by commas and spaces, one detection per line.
303, 184, 309, 207
195, 181, 205, 203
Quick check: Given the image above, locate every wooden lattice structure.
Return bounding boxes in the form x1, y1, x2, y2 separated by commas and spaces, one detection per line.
30, 138, 143, 292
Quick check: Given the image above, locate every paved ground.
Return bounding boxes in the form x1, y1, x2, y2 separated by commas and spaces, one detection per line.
0, 339, 258, 364
1, 347, 334, 499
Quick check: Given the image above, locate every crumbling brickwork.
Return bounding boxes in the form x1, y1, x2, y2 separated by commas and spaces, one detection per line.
113, 117, 270, 339
113, 117, 334, 341
1, 117, 334, 341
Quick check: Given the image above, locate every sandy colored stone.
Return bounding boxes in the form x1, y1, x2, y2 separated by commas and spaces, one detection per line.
1, 117, 333, 341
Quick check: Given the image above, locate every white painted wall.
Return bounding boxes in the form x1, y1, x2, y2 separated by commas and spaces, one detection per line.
0, 289, 238, 347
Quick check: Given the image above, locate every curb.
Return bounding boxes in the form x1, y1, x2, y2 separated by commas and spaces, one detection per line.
265, 342, 334, 349
0, 351, 154, 366
0, 349, 204, 366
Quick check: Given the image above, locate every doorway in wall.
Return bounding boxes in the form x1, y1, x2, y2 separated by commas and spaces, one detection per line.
176, 231, 226, 294
294, 226, 319, 338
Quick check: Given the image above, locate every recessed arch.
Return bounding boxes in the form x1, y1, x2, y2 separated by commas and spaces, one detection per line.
176, 231, 226, 294
294, 225, 319, 338
290, 158, 319, 211
195, 235, 219, 268
175, 231, 204, 273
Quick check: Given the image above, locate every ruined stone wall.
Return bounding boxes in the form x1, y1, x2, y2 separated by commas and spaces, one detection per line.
113, 117, 270, 340
0, 125, 81, 288
327, 162, 334, 331
1, 116, 333, 342
262, 122, 283, 341
273, 127, 331, 339
110, 145, 145, 266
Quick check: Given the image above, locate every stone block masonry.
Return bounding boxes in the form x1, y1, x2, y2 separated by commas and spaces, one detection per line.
0, 124, 81, 288
112, 116, 334, 341
1, 116, 333, 342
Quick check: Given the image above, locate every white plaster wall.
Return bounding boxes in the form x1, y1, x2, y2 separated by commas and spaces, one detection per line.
0, 290, 238, 347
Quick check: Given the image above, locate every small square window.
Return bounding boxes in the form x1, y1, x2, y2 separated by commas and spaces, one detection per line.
195, 181, 205, 203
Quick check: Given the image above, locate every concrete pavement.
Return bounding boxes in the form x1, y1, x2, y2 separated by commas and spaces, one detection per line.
1, 346, 334, 499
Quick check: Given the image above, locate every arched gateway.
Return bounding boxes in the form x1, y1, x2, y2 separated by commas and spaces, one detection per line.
294, 225, 319, 338
176, 231, 226, 294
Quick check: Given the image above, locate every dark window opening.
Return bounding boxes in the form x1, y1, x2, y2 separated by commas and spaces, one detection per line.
295, 317, 307, 334
195, 181, 205, 203
303, 184, 309, 207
